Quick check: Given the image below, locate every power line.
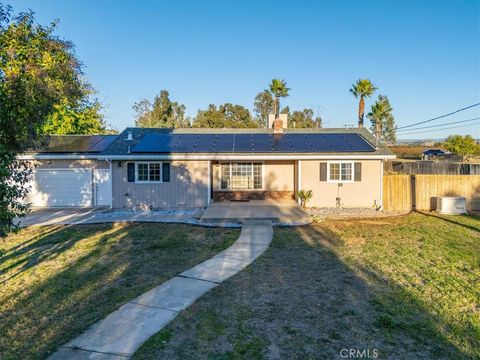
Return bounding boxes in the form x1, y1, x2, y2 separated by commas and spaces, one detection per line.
396, 117, 480, 132
397, 122, 479, 136
396, 102, 480, 130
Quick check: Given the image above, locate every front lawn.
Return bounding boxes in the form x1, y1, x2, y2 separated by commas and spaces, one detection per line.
134, 212, 480, 359
0, 223, 239, 359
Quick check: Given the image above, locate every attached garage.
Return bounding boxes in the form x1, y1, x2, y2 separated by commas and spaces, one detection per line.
20, 135, 117, 208
27, 169, 93, 207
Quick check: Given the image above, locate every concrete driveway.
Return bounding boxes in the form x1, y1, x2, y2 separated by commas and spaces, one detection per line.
16, 208, 105, 227
16, 207, 202, 227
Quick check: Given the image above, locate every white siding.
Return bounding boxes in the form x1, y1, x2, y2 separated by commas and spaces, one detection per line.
112, 160, 209, 209
300, 160, 383, 207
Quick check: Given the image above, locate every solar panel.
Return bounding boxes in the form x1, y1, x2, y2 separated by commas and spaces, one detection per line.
288, 134, 314, 152
47, 135, 120, 153
132, 133, 171, 152
131, 132, 375, 153
194, 134, 217, 152
328, 134, 355, 152
173, 134, 197, 152
234, 134, 253, 152
308, 134, 334, 152
272, 134, 294, 152
342, 133, 374, 151
88, 135, 117, 152
214, 134, 234, 152
251, 134, 273, 152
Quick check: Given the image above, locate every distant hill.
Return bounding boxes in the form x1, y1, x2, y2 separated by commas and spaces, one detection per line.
397, 138, 480, 145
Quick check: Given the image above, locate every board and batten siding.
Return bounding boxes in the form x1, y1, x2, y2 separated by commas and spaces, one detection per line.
112, 160, 209, 209
212, 160, 295, 191
300, 160, 383, 207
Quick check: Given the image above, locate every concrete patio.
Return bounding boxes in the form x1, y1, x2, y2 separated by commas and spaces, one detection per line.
200, 199, 312, 225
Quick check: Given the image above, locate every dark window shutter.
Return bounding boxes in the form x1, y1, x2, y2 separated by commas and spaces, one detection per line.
127, 163, 135, 182
354, 162, 362, 181
162, 163, 170, 182
319, 162, 327, 181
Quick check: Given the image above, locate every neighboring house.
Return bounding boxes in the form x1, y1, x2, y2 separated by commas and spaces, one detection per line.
20, 121, 395, 209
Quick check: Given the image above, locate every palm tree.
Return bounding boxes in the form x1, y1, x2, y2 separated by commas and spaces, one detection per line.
267, 79, 290, 119
349, 79, 377, 127
367, 95, 396, 145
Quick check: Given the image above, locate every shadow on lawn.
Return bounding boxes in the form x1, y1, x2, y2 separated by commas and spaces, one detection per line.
136, 222, 477, 360
415, 210, 480, 233
304, 224, 477, 360
0, 223, 132, 359
0, 224, 95, 284
0, 222, 238, 360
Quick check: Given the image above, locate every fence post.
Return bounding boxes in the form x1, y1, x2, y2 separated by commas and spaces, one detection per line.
411, 175, 416, 211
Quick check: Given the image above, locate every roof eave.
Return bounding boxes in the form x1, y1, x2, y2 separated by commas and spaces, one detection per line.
19, 153, 396, 161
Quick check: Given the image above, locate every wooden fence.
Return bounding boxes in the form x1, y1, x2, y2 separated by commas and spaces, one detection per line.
383, 174, 480, 211
384, 160, 480, 175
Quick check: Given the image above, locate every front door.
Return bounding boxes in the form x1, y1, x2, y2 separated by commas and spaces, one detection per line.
94, 169, 111, 207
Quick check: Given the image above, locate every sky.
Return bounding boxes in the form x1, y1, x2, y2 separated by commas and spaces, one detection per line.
8, 0, 480, 139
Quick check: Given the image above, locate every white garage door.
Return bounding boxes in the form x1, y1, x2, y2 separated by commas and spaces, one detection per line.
27, 169, 92, 207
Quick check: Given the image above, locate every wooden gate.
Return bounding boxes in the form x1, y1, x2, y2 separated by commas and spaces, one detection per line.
383, 174, 480, 211
383, 175, 412, 211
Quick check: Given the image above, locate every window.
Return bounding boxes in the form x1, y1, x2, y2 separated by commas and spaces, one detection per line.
136, 162, 163, 182
220, 163, 263, 190
328, 162, 353, 182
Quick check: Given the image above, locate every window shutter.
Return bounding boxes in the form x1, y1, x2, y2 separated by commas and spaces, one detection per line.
319, 162, 327, 181
354, 162, 362, 181
127, 163, 135, 182
162, 163, 170, 182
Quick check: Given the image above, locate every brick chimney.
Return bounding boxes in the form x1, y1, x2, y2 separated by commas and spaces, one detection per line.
268, 113, 288, 133
273, 118, 284, 134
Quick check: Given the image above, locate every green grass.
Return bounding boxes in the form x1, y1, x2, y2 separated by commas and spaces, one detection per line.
325, 212, 480, 359
0, 223, 238, 360
134, 212, 480, 359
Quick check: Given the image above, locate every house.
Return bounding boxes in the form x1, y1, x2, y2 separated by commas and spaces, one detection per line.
20, 119, 395, 209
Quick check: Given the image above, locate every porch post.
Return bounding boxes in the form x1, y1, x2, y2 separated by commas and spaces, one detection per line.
297, 160, 302, 204
109, 159, 113, 209
379, 160, 384, 209
207, 160, 212, 205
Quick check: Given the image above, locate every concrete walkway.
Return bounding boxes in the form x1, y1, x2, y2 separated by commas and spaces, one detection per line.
48, 220, 273, 359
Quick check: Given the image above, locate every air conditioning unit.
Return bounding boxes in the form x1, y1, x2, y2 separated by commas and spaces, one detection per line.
436, 196, 467, 215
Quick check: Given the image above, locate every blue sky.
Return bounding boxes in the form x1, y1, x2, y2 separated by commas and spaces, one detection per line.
9, 0, 480, 139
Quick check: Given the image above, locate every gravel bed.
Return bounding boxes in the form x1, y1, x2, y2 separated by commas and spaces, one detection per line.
309, 207, 408, 219
95, 208, 202, 218
79, 209, 243, 228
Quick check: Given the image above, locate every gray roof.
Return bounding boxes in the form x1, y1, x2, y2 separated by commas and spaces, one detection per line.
101, 127, 394, 157
32, 135, 118, 154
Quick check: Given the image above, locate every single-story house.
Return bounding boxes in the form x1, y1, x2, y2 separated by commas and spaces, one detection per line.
20, 120, 395, 209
